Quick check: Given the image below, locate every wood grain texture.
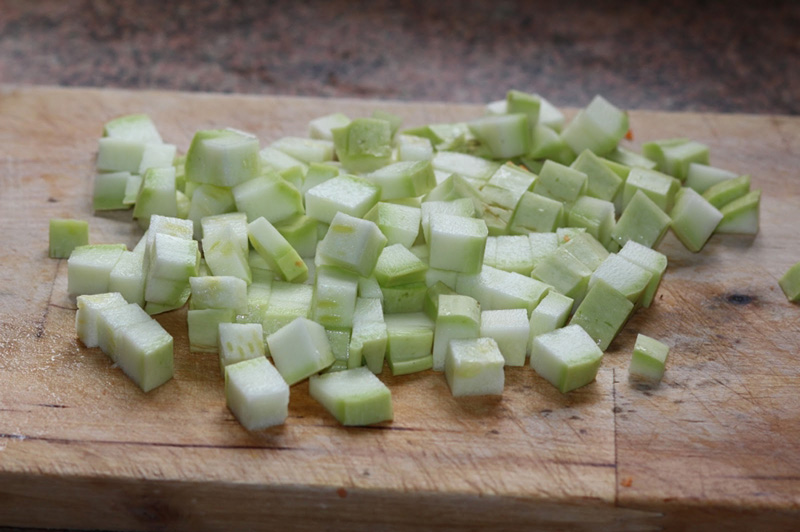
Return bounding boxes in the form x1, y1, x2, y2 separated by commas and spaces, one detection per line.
0, 86, 798, 531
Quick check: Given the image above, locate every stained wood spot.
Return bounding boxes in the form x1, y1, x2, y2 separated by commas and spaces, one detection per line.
47, 197, 58, 203
621, 477, 633, 487
727, 293, 754, 305
337, 487, 348, 498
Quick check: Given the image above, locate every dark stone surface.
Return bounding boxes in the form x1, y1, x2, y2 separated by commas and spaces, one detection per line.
0, 0, 797, 114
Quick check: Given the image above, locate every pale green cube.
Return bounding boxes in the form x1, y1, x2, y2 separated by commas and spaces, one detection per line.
115, 318, 173, 392
623, 168, 680, 212
433, 294, 481, 371
96, 137, 146, 173
309, 112, 351, 141
374, 244, 428, 287
618, 241, 668, 308
569, 280, 634, 351
49, 218, 89, 259
779, 262, 800, 302
305, 174, 380, 224
589, 253, 653, 304
364, 202, 421, 248
75, 292, 127, 348
93, 171, 130, 211
103, 114, 162, 143
445, 337, 505, 397
365, 160, 436, 200
218, 322, 265, 370
109, 250, 146, 306
610, 190, 671, 249
480, 309, 530, 366
531, 325, 603, 393
560, 95, 628, 156
188, 308, 235, 352
567, 195, 615, 247
225, 357, 289, 430
670, 187, 723, 252
185, 129, 261, 187
313, 266, 359, 329
248, 217, 307, 283
533, 160, 588, 203
189, 276, 248, 314
527, 291, 573, 353
67, 244, 126, 296
629, 334, 669, 384
309, 366, 393, 426
267, 317, 334, 385
716, 190, 760, 235
428, 214, 487, 274
272, 136, 334, 164
96, 302, 151, 360
508, 192, 565, 234
233, 173, 304, 225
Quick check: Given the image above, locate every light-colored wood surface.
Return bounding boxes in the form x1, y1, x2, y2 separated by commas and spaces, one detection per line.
0, 86, 799, 531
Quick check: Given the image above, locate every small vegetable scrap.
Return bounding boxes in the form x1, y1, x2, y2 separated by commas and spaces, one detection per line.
49, 90, 764, 430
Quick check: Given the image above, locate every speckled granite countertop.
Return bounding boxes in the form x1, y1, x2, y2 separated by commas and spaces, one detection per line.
0, 0, 797, 114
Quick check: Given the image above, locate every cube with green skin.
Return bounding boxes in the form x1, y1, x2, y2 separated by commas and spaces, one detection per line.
686, 163, 738, 194
138, 143, 176, 175
189, 276, 248, 314
259, 146, 306, 176
567, 195, 615, 247
93, 171, 130, 211
187, 184, 236, 239
468, 113, 531, 159
508, 192, 565, 234
312, 266, 359, 329
480, 309, 529, 366
358, 276, 383, 301
262, 282, 313, 339
301, 162, 338, 194
236, 280, 272, 326
202, 214, 252, 283
218, 322, 265, 371
623, 168, 680, 213
68, 244, 126, 296
103, 113, 162, 143
604, 146, 658, 170
610, 190, 672, 250
49, 218, 89, 259
569, 280, 634, 351
628, 334, 669, 384
528, 232, 559, 269
317, 212, 388, 277
75, 292, 127, 348
271, 136, 334, 164
365, 160, 436, 200
133, 166, 178, 229
490, 235, 535, 275
505, 89, 541, 122
385, 312, 434, 366
561, 232, 609, 271
570, 149, 624, 202
332, 118, 393, 173
702, 174, 751, 209
779, 262, 800, 302
670, 187, 723, 252
374, 244, 428, 288
599, 156, 632, 180
534, 160, 588, 203
381, 282, 427, 314
323, 328, 352, 373
560, 95, 629, 156
716, 190, 761, 235
309, 366, 393, 426
109, 250, 146, 306
350, 298, 388, 373
188, 308, 235, 352
431, 151, 501, 183
248, 217, 308, 283
225, 357, 289, 430
185, 129, 260, 187
96, 138, 146, 173
233, 173, 304, 225
527, 291, 573, 354
423, 281, 457, 321
364, 202, 421, 249
96, 302, 152, 360
305, 174, 381, 224
617, 241, 668, 308
267, 317, 335, 385
115, 318, 173, 393
272, 215, 319, 259
530, 324, 604, 393
147, 232, 199, 282
483, 162, 537, 209
388, 355, 433, 376
123, 174, 143, 206
445, 337, 505, 397
528, 123, 576, 165
459, 265, 550, 314
433, 294, 481, 371
309, 112, 351, 141
428, 214, 488, 274
590, 253, 653, 305
536, 94, 566, 132
396, 134, 434, 162
420, 198, 475, 243
642, 138, 709, 181
531, 247, 593, 306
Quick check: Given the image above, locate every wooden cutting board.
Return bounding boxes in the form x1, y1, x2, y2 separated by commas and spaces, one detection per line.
1, 86, 799, 532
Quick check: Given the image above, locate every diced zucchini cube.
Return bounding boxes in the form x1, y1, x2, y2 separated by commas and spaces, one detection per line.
274, 215, 319, 259
569, 280, 634, 351
642, 138, 709, 181
109, 250, 146, 306
49, 218, 89, 259
305, 174, 380, 224
188, 308, 235, 352
187, 184, 236, 239
670, 187, 723, 252
605, 147, 657, 171
528, 123, 576, 164
332, 118, 393, 173
218, 322, 265, 370
103, 114, 162, 143
533, 160, 588, 203
317, 212, 388, 277
96, 138, 146, 173
480, 309, 530, 366
67, 244, 126, 296
309, 366, 393, 426
560, 95, 629, 156
431, 151, 500, 182
233, 173, 304, 225
365, 160, 436, 200
225, 357, 289, 430
531, 247, 593, 306
75, 292, 127, 348
189, 276, 248, 314
560, 232, 609, 271
381, 282, 427, 314
629, 334, 669, 384
702, 174, 751, 209
489, 235, 535, 275
350, 298, 388, 373
248, 217, 307, 283
567, 195, 615, 247
509, 192, 565, 234
610, 190, 672, 249
133, 166, 178, 229
96, 302, 151, 360
433, 294, 481, 371
685, 163, 738, 194
527, 291, 573, 353
202, 213, 252, 283
618, 241, 668, 308
623, 168, 680, 213
530, 324, 604, 393
364, 202, 421, 248
528, 232, 559, 268
93, 171, 131, 211
779, 262, 800, 302
428, 214, 488, 274
138, 143, 176, 175
115, 318, 173, 392
716, 190, 761, 235
445, 337, 505, 397
185, 129, 260, 187
309, 112, 351, 141
374, 244, 428, 287
385, 312, 434, 367
262, 282, 313, 338
420, 198, 475, 242
272, 136, 334, 164
396, 134, 434, 162
313, 266, 359, 329
570, 149, 624, 202
589, 253, 653, 304
267, 317, 335, 385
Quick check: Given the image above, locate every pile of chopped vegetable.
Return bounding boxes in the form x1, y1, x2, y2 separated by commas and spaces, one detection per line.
50, 90, 771, 430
